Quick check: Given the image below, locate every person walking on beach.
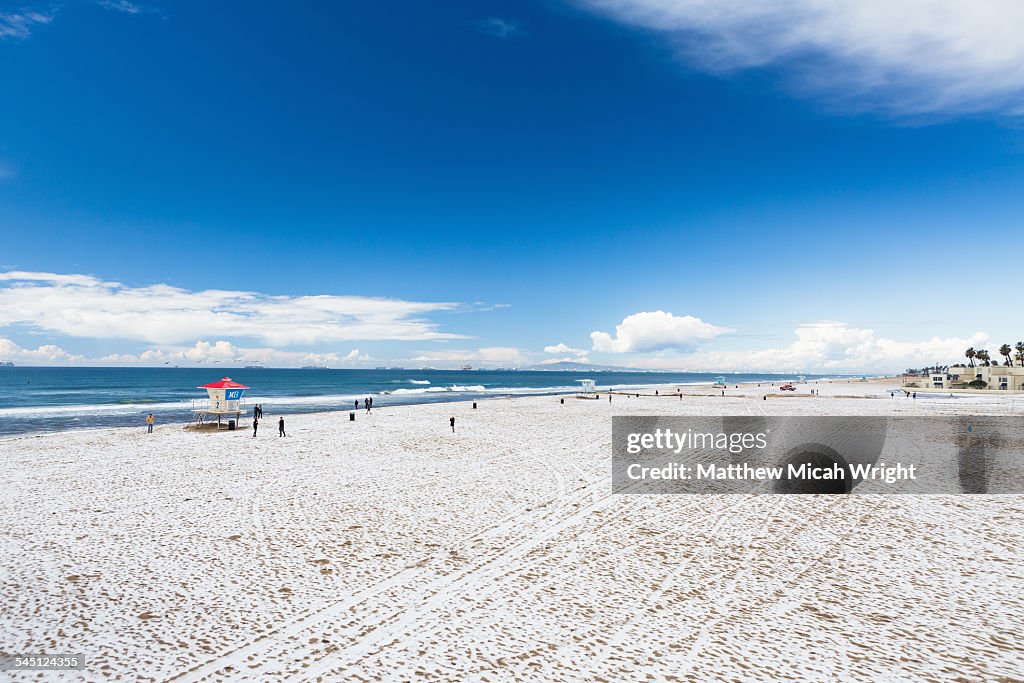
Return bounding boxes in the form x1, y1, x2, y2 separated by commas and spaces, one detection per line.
252, 417, 259, 437
278, 417, 286, 437
450, 416, 455, 433
354, 399, 359, 410
146, 414, 154, 433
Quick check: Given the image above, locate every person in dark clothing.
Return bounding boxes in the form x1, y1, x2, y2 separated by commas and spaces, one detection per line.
252, 417, 259, 437
278, 417, 285, 437
450, 416, 455, 432
355, 399, 359, 410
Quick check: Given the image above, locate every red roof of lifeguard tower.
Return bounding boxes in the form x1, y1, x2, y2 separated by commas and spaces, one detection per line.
198, 377, 249, 389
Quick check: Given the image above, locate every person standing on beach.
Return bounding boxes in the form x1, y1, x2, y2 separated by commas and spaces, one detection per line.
146, 414, 154, 433
355, 399, 359, 410
450, 416, 455, 432
278, 417, 286, 437
253, 417, 259, 437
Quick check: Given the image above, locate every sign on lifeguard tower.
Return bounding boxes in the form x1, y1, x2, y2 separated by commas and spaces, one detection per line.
192, 377, 249, 429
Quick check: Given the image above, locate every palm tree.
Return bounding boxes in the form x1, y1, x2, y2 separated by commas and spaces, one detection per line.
965, 347, 976, 367
1016, 341, 1024, 367
1000, 344, 1013, 367
976, 349, 991, 366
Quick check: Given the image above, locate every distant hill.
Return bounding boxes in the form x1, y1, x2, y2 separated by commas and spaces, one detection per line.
519, 361, 651, 372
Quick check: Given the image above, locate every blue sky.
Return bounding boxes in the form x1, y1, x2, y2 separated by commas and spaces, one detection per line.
1, 0, 1023, 371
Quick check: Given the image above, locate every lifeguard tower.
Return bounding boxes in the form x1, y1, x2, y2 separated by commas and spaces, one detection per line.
575, 379, 598, 399
191, 377, 249, 430
713, 376, 727, 388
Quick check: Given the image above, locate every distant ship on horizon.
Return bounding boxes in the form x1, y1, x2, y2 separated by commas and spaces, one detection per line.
460, 364, 472, 371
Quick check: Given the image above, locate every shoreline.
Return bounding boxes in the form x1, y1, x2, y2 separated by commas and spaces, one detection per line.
0, 375, 903, 440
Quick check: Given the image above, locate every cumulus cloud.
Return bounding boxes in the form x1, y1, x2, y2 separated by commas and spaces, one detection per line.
0, 10, 54, 40
0, 271, 465, 346
343, 348, 370, 361
578, 0, 1024, 116
544, 342, 586, 355
634, 321, 989, 373
591, 311, 731, 353
0, 338, 83, 364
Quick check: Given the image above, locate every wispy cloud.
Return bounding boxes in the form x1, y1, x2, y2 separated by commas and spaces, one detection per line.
0, 271, 467, 346
0, 9, 54, 40
577, 0, 1024, 117
412, 346, 528, 365
475, 17, 524, 39
97, 0, 161, 16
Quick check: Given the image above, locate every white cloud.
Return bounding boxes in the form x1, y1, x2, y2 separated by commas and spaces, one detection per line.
343, 348, 369, 361
0, 338, 83, 364
591, 311, 731, 353
0, 271, 466, 346
476, 17, 523, 39
633, 321, 989, 373
413, 346, 527, 365
98, 0, 143, 14
544, 342, 586, 355
578, 0, 1024, 116
0, 337, 378, 368
0, 10, 53, 40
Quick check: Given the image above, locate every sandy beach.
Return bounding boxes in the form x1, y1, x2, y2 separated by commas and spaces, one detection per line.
1, 379, 1022, 681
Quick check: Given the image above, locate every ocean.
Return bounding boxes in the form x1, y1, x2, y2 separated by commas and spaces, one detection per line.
0, 367, 846, 436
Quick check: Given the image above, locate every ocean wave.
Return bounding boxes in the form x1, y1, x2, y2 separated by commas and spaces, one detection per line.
408, 379, 431, 385
391, 385, 487, 395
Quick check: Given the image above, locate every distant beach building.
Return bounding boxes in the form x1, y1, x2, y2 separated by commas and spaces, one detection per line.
192, 377, 249, 429
905, 365, 1024, 392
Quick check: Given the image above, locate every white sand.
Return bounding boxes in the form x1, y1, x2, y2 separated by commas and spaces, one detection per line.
1, 380, 1022, 681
